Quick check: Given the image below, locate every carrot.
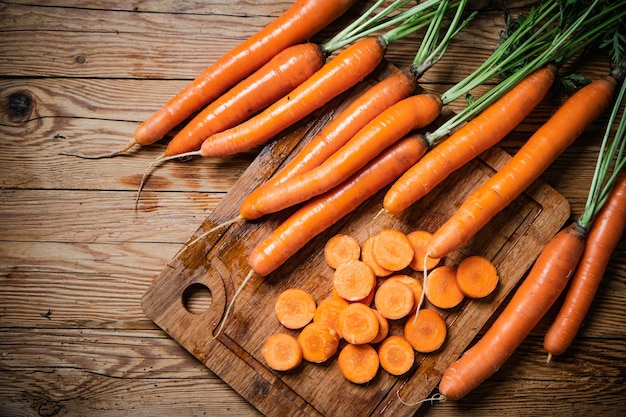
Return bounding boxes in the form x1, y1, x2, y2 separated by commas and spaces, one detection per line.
427, 71, 619, 260
339, 302, 380, 345
456, 255, 499, 299
378, 335, 415, 376
297, 322, 340, 363
248, 134, 430, 277
370, 309, 390, 344
438, 222, 587, 400
361, 235, 393, 278
313, 295, 349, 338
407, 230, 441, 271
337, 343, 380, 384
424, 265, 464, 309
386, 275, 423, 314
371, 229, 415, 272
274, 288, 317, 330
324, 234, 361, 269
543, 76, 626, 361
374, 278, 415, 320
403, 308, 447, 353
352, 285, 377, 307
262, 333, 303, 372
332, 259, 376, 302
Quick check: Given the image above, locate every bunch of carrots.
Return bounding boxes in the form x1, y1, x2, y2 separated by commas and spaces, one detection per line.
61, 0, 626, 406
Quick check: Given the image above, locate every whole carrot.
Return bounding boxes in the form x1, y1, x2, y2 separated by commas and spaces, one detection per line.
544, 175, 626, 360
439, 222, 587, 401
428, 71, 619, 260
248, 134, 430, 277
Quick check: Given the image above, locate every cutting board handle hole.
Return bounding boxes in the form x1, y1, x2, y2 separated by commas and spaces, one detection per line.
182, 283, 213, 315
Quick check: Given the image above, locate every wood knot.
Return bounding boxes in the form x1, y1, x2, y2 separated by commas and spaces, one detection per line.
7, 91, 33, 122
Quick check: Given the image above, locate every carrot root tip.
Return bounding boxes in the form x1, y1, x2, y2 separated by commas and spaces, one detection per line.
59, 139, 138, 159
396, 391, 446, 407
213, 269, 255, 339
546, 353, 553, 364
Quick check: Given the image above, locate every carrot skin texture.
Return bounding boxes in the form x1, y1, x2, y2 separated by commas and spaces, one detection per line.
439, 222, 587, 401
241, 93, 442, 219
428, 74, 617, 259
164, 43, 326, 156
248, 134, 430, 277
384, 65, 558, 214
544, 173, 626, 358
134, 0, 356, 145
241, 70, 417, 205
200, 36, 388, 157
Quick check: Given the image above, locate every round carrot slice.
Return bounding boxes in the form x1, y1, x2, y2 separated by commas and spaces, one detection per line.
456, 255, 499, 298
371, 229, 414, 271
339, 302, 380, 345
404, 308, 447, 353
333, 259, 376, 302
361, 235, 393, 277
274, 288, 317, 330
387, 275, 423, 314
369, 309, 390, 344
262, 333, 303, 371
298, 322, 340, 363
374, 279, 415, 320
407, 230, 441, 271
324, 234, 361, 269
378, 335, 415, 376
313, 295, 349, 337
424, 265, 465, 309
338, 343, 379, 384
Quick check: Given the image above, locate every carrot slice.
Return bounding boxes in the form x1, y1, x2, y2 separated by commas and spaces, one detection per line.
386, 275, 423, 314
339, 302, 380, 345
404, 308, 447, 353
313, 295, 349, 337
371, 229, 414, 271
424, 265, 465, 309
274, 288, 317, 330
456, 255, 499, 298
298, 322, 340, 363
332, 259, 376, 302
370, 309, 390, 344
378, 335, 415, 376
337, 343, 379, 384
324, 234, 361, 269
407, 230, 441, 271
361, 235, 393, 277
262, 333, 303, 372
374, 278, 415, 320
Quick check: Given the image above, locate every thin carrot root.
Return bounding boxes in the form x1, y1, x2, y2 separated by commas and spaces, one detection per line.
274, 288, 317, 330
456, 255, 499, 298
337, 343, 379, 384
262, 333, 303, 371
407, 230, 441, 271
404, 308, 447, 353
213, 269, 255, 338
396, 391, 446, 406
59, 138, 137, 159
324, 234, 361, 269
298, 322, 340, 363
424, 265, 464, 309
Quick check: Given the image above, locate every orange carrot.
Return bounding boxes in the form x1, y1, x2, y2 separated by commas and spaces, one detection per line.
386, 275, 423, 314
313, 295, 349, 337
337, 343, 380, 384
374, 278, 415, 320
361, 235, 393, 278
324, 234, 361, 269
262, 333, 303, 372
378, 335, 415, 376
407, 230, 441, 271
297, 322, 340, 363
240, 92, 442, 219
428, 72, 618, 259
543, 169, 626, 360
439, 222, 587, 400
456, 255, 499, 299
332, 259, 376, 302
339, 302, 380, 345
371, 229, 415, 272
424, 265, 464, 309
274, 288, 317, 330
384, 64, 558, 214
370, 309, 390, 344
135, 0, 357, 147
403, 308, 447, 353
248, 134, 430, 277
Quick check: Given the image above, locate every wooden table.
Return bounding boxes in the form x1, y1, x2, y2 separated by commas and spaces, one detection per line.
1, 1, 624, 416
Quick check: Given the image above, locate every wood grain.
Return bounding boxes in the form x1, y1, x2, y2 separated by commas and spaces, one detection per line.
1, 1, 625, 416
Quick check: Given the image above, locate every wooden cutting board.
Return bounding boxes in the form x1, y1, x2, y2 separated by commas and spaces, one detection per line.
142, 62, 571, 417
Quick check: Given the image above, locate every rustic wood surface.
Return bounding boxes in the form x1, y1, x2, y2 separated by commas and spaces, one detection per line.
0, 1, 624, 416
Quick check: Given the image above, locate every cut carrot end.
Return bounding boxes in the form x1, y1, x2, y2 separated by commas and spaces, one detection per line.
456, 255, 499, 299
407, 230, 441, 271
313, 295, 349, 338
371, 229, 415, 271
332, 259, 376, 302
324, 234, 361, 269
262, 333, 303, 372
274, 288, 317, 330
338, 343, 379, 384
374, 279, 415, 320
404, 308, 447, 353
298, 322, 340, 363
339, 303, 380, 345
424, 265, 465, 309
386, 275, 423, 314
378, 335, 415, 376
